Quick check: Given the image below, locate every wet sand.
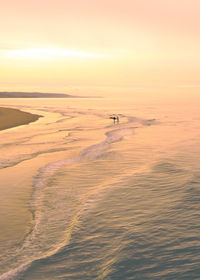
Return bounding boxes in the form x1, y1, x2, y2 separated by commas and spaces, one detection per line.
0, 107, 42, 131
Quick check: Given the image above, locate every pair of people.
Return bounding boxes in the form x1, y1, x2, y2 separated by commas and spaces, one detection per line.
110, 115, 119, 123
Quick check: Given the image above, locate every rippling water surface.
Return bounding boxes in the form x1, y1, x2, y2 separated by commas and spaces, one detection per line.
0, 97, 200, 279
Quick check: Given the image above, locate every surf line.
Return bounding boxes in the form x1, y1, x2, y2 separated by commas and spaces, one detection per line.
0, 125, 136, 280
30, 125, 136, 223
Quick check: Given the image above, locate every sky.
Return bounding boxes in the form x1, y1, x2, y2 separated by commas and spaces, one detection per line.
0, 0, 200, 97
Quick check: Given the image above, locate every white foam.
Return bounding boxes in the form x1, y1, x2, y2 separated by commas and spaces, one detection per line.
0, 125, 135, 279
0, 262, 30, 280
0, 148, 68, 169
29, 126, 135, 235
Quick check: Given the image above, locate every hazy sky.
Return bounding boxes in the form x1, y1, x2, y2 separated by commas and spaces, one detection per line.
1, 0, 200, 96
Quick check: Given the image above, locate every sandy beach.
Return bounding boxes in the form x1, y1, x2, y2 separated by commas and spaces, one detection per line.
0, 107, 42, 131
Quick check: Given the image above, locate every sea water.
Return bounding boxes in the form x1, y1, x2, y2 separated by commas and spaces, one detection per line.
0, 96, 200, 279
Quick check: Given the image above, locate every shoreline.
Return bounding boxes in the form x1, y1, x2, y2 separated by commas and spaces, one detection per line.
0, 107, 42, 131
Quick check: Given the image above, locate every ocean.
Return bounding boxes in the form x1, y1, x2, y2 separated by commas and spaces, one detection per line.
0, 96, 200, 279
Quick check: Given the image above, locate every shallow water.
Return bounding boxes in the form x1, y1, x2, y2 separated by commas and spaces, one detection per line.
0, 97, 200, 279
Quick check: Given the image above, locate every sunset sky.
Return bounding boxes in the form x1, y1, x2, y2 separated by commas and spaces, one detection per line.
1, 0, 200, 97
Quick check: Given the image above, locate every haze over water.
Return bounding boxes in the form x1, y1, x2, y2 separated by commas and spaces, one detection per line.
0, 96, 200, 279
1, 0, 200, 278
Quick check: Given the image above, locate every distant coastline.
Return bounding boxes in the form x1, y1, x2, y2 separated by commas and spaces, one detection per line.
0, 107, 42, 131
0, 92, 84, 98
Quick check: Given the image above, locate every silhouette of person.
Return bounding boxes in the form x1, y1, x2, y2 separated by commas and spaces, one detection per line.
110, 115, 119, 123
